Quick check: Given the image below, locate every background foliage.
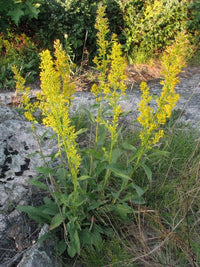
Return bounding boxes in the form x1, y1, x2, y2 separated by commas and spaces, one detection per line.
0, 0, 43, 32
0, 31, 40, 89
0, 0, 199, 89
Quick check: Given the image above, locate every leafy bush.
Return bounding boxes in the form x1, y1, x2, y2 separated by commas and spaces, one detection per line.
14, 3, 189, 259
63, 0, 124, 62
0, 31, 40, 89
23, 0, 67, 52
0, 0, 42, 33
24, 0, 124, 63
121, 0, 198, 63
187, 0, 200, 43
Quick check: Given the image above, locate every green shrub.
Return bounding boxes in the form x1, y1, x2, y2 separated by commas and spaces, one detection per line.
0, 31, 40, 89
64, 0, 124, 62
20, 0, 67, 52
24, 0, 124, 63
187, 0, 200, 44
121, 0, 199, 63
0, 0, 42, 32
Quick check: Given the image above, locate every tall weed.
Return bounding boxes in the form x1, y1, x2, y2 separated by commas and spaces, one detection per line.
13, 3, 189, 259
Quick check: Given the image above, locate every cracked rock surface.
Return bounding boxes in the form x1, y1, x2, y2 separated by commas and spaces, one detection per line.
0, 106, 57, 230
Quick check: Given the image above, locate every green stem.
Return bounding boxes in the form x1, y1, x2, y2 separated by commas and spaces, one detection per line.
130, 146, 145, 178
130, 135, 149, 179
102, 169, 111, 191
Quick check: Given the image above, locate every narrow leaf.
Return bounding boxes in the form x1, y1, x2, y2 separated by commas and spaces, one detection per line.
29, 179, 48, 190
49, 213, 64, 230
77, 175, 91, 181
83, 108, 95, 123
122, 142, 136, 152
57, 239, 67, 256
114, 203, 132, 221
128, 147, 142, 163
141, 163, 152, 182
108, 165, 131, 181
76, 128, 88, 135
35, 166, 54, 175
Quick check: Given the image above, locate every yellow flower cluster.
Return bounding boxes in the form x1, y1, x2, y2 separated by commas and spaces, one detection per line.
54, 40, 75, 105
137, 32, 188, 149
38, 42, 80, 191
106, 41, 127, 141
13, 40, 80, 193
91, 4, 127, 151
137, 81, 165, 148
12, 65, 39, 121
93, 3, 110, 74
12, 65, 26, 95
91, 3, 110, 123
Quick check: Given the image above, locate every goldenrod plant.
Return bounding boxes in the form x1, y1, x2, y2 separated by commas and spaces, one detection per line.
133, 33, 188, 178
14, 3, 189, 260
90, 4, 128, 193
12, 65, 38, 119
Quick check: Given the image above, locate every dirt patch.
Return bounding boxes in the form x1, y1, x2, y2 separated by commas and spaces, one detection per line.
66, 63, 200, 92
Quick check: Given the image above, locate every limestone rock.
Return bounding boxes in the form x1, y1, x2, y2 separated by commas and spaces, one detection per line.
0, 105, 57, 230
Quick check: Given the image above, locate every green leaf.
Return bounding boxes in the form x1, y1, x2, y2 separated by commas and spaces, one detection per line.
8, 6, 24, 25
40, 130, 50, 141
131, 196, 145, 204
40, 197, 59, 216
17, 205, 51, 223
68, 230, 80, 257
110, 148, 124, 164
93, 161, 107, 177
76, 128, 88, 136
83, 108, 95, 123
140, 163, 152, 182
97, 124, 106, 146
57, 239, 67, 256
24, 1, 39, 19
128, 147, 142, 163
108, 164, 131, 181
29, 179, 48, 190
114, 203, 132, 221
85, 148, 103, 160
130, 182, 145, 197
148, 149, 169, 159
35, 166, 54, 175
119, 110, 132, 117
122, 141, 136, 152
87, 200, 102, 212
77, 175, 91, 181
49, 213, 64, 230
67, 219, 81, 257
55, 167, 66, 181
80, 225, 102, 250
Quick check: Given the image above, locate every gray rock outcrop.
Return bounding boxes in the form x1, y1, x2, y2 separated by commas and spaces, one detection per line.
0, 106, 58, 266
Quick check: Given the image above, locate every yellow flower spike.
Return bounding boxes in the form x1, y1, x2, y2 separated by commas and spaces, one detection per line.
137, 32, 188, 151
54, 39, 75, 104
12, 65, 26, 95
91, 83, 99, 97
108, 42, 127, 93
12, 42, 80, 197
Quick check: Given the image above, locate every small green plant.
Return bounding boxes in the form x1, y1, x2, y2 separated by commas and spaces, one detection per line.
14, 3, 189, 260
